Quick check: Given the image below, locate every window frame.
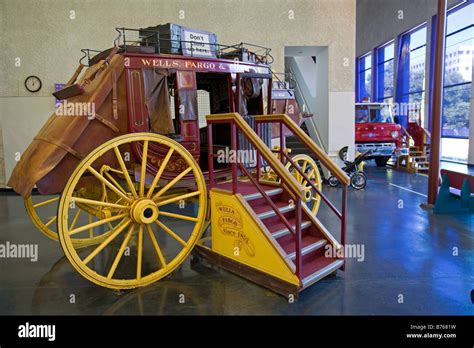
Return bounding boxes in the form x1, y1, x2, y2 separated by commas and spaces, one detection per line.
374, 40, 395, 103
356, 52, 373, 102
441, 0, 473, 139
395, 22, 428, 127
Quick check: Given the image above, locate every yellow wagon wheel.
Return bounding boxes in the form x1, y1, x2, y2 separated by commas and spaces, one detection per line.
260, 146, 291, 183
57, 133, 207, 289
285, 154, 322, 215
24, 188, 117, 249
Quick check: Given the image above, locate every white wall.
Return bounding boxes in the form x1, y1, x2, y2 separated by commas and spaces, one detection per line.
285, 54, 327, 148
0, 97, 55, 181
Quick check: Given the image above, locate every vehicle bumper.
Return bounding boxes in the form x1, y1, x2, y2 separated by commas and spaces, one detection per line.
356, 143, 398, 157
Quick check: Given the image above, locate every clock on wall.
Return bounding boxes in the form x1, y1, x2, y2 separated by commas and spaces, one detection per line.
24, 75, 42, 93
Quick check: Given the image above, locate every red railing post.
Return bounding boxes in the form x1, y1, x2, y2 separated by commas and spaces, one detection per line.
267, 78, 273, 116
256, 121, 262, 182
234, 74, 241, 113
341, 186, 347, 271
279, 121, 285, 165
231, 120, 238, 194
207, 122, 214, 190
295, 198, 302, 280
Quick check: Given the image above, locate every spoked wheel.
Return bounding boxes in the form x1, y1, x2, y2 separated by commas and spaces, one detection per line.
350, 172, 367, 190
285, 154, 322, 215
261, 166, 279, 182
57, 133, 207, 289
25, 195, 60, 242
25, 187, 116, 249
328, 176, 340, 187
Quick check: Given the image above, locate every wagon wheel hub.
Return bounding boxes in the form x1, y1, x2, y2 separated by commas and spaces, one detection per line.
303, 187, 313, 202
130, 199, 159, 224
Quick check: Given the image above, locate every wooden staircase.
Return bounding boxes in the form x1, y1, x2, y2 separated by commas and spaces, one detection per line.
390, 125, 431, 174
197, 113, 349, 297
391, 146, 430, 173
242, 183, 343, 289
198, 180, 344, 296
409, 146, 430, 173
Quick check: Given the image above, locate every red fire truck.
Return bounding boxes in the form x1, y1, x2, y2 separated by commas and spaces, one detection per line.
355, 102, 408, 167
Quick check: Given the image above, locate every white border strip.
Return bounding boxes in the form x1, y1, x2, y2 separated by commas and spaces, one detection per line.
389, 183, 427, 197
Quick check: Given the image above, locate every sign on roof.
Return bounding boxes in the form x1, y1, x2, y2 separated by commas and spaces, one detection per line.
181, 27, 218, 58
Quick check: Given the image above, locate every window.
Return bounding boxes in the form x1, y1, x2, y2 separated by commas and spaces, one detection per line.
355, 104, 394, 123
442, 2, 473, 139
197, 90, 210, 128
375, 42, 395, 103
395, 25, 428, 127
356, 53, 372, 102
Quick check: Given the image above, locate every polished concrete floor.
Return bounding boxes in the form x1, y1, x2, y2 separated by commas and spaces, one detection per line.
0, 164, 472, 315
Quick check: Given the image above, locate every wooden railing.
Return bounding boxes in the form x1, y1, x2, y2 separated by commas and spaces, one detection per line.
206, 112, 350, 278
422, 127, 431, 156
254, 114, 349, 267
206, 113, 305, 198
206, 113, 308, 278
401, 125, 415, 148
254, 114, 349, 185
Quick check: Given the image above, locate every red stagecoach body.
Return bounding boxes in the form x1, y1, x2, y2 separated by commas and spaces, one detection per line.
9, 28, 305, 198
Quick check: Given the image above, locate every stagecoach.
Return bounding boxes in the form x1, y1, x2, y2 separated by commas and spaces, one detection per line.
9, 25, 349, 296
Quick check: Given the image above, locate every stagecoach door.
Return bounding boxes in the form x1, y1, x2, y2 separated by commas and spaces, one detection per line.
173, 70, 200, 158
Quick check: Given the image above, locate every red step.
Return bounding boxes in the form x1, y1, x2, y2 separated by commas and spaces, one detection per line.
265, 218, 312, 238
300, 248, 344, 288
250, 200, 294, 219
277, 233, 327, 260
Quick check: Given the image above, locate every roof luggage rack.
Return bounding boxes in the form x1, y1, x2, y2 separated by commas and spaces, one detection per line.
114, 26, 274, 64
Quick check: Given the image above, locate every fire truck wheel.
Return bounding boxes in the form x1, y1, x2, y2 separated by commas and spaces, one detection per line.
375, 156, 390, 167
57, 133, 207, 290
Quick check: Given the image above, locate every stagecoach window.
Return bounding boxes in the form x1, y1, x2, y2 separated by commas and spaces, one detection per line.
197, 90, 210, 128
178, 90, 198, 121
142, 69, 175, 134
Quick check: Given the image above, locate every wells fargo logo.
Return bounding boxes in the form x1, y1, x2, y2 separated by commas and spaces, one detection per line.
216, 201, 255, 257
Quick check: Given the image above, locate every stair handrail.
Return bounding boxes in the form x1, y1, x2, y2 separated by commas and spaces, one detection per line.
206, 112, 306, 279
254, 114, 350, 186
286, 66, 328, 153
422, 127, 431, 141
254, 113, 348, 270
400, 125, 414, 148
206, 113, 305, 199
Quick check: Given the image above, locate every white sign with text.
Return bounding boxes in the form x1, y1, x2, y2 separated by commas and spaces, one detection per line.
181, 29, 215, 58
